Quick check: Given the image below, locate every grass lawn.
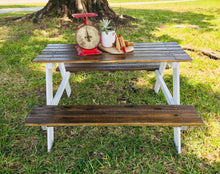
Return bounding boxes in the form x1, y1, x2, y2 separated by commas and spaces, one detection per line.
109, 0, 188, 3
0, 0, 219, 173
0, 4, 46, 9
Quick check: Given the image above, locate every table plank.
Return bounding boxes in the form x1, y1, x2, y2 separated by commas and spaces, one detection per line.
56, 62, 169, 72
33, 42, 192, 63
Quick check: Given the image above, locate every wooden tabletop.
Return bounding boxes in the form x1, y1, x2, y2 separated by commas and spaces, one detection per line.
33, 42, 192, 63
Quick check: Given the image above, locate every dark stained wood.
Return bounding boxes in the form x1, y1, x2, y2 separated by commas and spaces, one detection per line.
55, 62, 169, 72
33, 43, 192, 63
25, 105, 203, 127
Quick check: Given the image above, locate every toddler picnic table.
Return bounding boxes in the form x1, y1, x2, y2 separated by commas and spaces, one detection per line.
25, 42, 203, 153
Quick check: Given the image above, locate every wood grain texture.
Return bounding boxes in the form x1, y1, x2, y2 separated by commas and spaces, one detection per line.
25, 105, 203, 127
33, 43, 192, 63
55, 62, 169, 72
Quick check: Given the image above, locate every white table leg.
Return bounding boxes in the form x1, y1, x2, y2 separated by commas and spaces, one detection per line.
154, 62, 183, 154
171, 62, 183, 153
46, 63, 54, 105
41, 63, 54, 130
45, 63, 55, 152
44, 63, 71, 152
172, 62, 180, 105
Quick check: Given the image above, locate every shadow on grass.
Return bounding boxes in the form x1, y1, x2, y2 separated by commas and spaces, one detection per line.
115, 8, 216, 42
0, 7, 219, 173
129, 8, 215, 28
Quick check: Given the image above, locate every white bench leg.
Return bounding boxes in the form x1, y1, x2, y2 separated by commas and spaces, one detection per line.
174, 127, 181, 154
45, 63, 55, 151
47, 127, 54, 152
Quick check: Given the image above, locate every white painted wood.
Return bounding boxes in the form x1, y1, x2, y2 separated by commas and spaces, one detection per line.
45, 63, 55, 152
172, 63, 186, 146
169, 62, 177, 69
42, 63, 55, 131
47, 127, 54, 152
173, 62, 180, 105
51, 72, 70, 105
154, 62, 167, 93
157, 63, 183, 153
155, 70, 175, 105
58, 63, 71, 97
172, 63, 182, 153
46, 63, 54, 105
172, 63, 187, 131
45, 64, 71, 151
174, 127, 181, 154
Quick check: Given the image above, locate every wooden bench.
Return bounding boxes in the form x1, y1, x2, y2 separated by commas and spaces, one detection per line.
25, 105, 203, 153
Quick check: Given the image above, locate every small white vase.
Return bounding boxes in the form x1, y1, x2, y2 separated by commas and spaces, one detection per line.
101, 30, 116, 47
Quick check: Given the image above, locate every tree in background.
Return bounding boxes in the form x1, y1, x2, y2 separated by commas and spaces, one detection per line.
17, 0, 133, 24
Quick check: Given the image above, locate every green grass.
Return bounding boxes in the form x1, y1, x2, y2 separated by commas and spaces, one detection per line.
0, 4, 46, 9
0, 0, 219, 173
109, 0, 181, 3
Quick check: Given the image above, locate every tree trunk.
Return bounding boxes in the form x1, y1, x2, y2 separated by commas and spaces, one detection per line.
16, 0, 133, 24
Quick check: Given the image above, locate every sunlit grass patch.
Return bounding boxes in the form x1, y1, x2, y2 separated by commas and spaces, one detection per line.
0, 4, 45, 9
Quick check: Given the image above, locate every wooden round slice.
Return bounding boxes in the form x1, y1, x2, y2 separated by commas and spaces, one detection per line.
98, 44, 134, 54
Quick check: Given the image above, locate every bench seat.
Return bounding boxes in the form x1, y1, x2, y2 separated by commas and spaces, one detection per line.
25, 105, 203, 127
25, 105, 203, 153
55, 63, 169, 72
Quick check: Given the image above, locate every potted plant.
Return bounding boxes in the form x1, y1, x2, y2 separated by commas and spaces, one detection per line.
100, 19, 116, 47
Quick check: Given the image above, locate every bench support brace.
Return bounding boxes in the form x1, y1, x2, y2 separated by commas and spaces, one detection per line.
45, 63, 71, 152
